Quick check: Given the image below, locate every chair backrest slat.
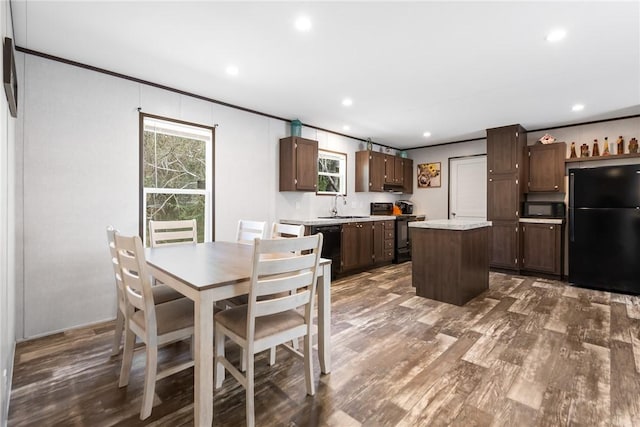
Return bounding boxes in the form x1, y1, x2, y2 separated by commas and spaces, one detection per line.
255, 290, 311, 317
149, 219, 197, 247
255, 270, 313, 298
257, 254, 317, 276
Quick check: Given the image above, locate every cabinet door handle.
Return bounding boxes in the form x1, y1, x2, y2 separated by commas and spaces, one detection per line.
554, 185, 558, 190
550, 226, 554, 230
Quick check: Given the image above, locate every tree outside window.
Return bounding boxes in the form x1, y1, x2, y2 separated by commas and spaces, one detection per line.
317, 150, 347, 195
140, 114, 214, 245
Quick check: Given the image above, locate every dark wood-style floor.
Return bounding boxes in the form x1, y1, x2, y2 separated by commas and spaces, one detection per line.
8, 263, 640, 426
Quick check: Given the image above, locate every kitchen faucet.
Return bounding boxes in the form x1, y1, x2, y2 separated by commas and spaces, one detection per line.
330, 194, 347, 217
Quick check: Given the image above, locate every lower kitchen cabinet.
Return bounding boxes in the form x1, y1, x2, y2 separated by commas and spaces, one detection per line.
489, 221, 520, 270
341, 222, 373, 271
521, 222, 563, 277
373, 220, 395, 263
342, 220, 394, 272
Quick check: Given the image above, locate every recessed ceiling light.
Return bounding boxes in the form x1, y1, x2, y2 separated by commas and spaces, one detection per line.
572, 104, 584, 112
546, 29, 567, 42
342, 98, 353, 107
226, 65, 239, 76
423, 132, 432, 137
343, 125, 351, 131
295, 16, 312, 32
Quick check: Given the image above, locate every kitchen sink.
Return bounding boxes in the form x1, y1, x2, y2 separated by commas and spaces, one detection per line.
317, 215, 369, 219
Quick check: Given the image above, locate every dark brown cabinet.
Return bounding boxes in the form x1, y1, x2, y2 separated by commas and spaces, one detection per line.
356, 151, 409, 192
356, 151, 385, 192
486, 124, 527, 271
384, 155, 405, 185
342, 220, 393, 271
341, 222, 373, 271
521, 222, 563, 276
487, 174, 521, 220
279, 136, 318, 191
527, 142, 566, 193
376, 220, 394, 262
489, 221, 520, 269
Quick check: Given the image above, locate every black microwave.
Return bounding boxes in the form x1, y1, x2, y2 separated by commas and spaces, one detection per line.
523, 201, 566, 218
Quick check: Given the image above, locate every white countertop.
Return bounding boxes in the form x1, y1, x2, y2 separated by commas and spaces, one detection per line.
281, 215, 397, 226
409, 219, 492, 230
519, 218, 564, 225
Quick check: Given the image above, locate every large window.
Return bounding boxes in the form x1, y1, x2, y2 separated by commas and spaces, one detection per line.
140, 114, 215, 245
317, 149, 347, 195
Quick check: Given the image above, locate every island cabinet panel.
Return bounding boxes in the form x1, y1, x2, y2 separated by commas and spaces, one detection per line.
527, 142, 566, 193
373, 221, 385, 263
412, 226, 489, 306
521, 222, 563, 276
279, 136, 318, 191
490, 221, 520, 269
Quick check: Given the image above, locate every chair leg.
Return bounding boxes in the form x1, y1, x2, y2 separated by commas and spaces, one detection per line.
111, 308, 125, 356
291, 338, 299, 351
241, 349, 247, 372
269, 346, 276, 366
303, 333, 315, 396
214, 327, 225, 389
140, 341, 158, 420
246, 351, 255, 427
118, 325, 135, 387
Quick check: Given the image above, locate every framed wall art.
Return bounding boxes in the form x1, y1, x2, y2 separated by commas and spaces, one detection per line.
417, 162, 441, 188
3, 37, 17, 118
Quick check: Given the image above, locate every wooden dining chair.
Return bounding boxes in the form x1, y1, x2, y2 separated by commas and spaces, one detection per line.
149, 219, 197, 247
114, 232, 196, 420
106, 226, 183, 356
271, 222, 305, 239
236, 220, 266, 245
214, 233, 324, 427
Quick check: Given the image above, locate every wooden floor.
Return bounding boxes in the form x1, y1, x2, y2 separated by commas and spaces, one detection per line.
8, 263, 640, 426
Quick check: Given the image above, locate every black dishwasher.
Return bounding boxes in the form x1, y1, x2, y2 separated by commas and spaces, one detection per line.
309, 224, 342, 278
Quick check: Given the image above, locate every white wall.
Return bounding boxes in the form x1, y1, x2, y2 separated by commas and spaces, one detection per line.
1, 0, 17, 424
15, 54, 404, 339
407, 139, 487, 219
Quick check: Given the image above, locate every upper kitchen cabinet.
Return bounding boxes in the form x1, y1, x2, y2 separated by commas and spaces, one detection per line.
487, 124, 527, 175
403, 158, 414, 194
279, 136, 318, 192
356, 151, 410, 192
356, 151, 385, 192
527, 142, 566, 193
384, 155, 405, 186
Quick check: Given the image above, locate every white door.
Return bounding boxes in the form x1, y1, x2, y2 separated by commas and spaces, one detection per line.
449, 155, 487, 220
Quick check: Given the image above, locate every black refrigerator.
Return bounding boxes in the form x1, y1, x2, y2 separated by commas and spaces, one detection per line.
569, 164, 640, 294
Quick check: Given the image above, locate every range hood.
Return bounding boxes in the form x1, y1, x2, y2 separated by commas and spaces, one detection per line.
383, 183, 404, 194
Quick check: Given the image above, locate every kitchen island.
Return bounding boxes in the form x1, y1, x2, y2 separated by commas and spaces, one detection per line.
410, 219, 492, 306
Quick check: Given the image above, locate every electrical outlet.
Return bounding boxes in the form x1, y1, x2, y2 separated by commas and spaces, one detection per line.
2, 368, 6, 378
295, 202, 300, 209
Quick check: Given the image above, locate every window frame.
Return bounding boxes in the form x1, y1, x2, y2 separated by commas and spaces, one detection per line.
316, 149, 347, 196
139, 112, 216, 243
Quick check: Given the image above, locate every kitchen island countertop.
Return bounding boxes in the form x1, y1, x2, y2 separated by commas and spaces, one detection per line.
409, 219, 492, 231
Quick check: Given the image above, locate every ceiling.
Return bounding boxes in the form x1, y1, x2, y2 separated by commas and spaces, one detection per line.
10, 1, 640, 149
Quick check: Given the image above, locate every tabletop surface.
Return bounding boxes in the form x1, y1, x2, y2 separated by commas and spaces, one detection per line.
146, 241, 330, 291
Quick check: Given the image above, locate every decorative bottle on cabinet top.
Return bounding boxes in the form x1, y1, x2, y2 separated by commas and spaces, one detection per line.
592, 139, 600, 157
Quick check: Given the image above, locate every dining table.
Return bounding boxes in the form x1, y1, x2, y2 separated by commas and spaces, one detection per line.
145, 241, 332, 426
